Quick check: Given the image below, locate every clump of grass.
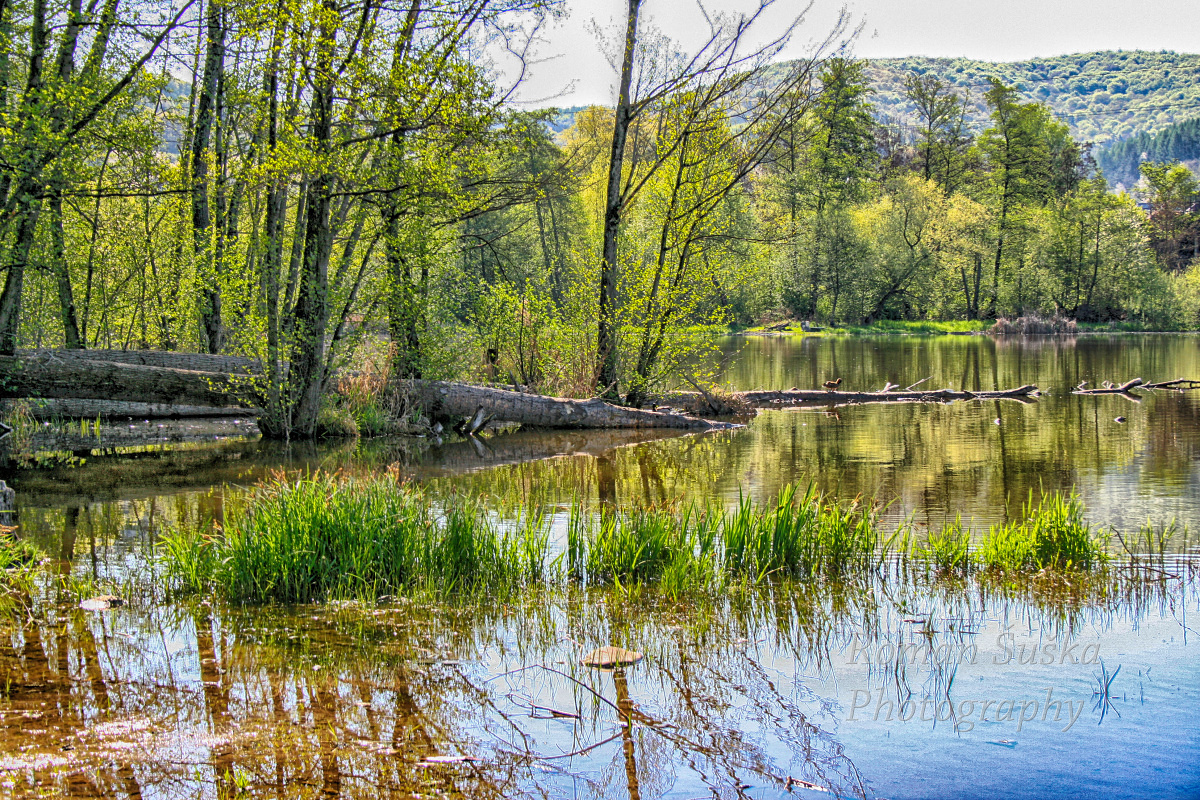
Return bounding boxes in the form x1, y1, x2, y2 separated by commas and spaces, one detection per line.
568, 484, 893, 595
160, 474, 549, 603
978, 492, 1104, 572
916, 516, 971, 573
315, 402, 359, 438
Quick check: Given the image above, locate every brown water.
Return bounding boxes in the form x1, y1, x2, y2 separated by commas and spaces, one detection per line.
2, 333, 1199, 799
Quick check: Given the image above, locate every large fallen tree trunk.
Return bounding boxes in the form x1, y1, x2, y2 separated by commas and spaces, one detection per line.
0, 354, 254, 407
1, 398, 256, 419
404, 381, 731, 430
17, 348, 259, 374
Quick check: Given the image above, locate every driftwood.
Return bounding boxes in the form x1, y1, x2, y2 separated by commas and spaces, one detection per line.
731, 384, 1039, 408
1143, 377, 1200, 390
405, 380, 732, 430
1072, 378, 1144, 395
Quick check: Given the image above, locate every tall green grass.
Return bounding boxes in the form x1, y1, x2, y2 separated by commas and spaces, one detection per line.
569, 484, 893, 595
912, 492, 1107, 575
160, 474, 549, 602
978, 491, 1104, 571
161, 476, 1119, 604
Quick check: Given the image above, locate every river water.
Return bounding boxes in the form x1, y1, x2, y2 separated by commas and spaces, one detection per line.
1, 333, 1198, 799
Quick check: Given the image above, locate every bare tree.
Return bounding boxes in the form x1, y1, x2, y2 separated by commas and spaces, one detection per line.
593, 0, 853, 398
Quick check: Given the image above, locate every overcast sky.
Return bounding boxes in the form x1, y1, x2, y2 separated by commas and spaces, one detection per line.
512, 0, 1200, 107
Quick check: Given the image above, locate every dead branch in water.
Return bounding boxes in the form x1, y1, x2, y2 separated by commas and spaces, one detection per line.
741, 384, 1039, 408
1072, 378, 1144, 395
1143, 378, 1200, 390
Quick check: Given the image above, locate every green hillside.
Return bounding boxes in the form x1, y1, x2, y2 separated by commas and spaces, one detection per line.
1095, 115, 1200, 187
864, 51, 1200, 145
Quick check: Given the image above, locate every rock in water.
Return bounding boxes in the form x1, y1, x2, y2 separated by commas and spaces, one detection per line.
581, 646, 644, 668
80, 595, 124, 612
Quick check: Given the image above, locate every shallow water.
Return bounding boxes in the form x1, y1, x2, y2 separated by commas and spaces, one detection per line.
2, 333, 1199, 798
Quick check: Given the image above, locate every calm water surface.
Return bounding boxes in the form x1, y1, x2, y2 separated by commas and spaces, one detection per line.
1, 334, 1198, 799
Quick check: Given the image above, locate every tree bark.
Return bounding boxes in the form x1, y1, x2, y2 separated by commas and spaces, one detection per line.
405, 380, 727, 430
0, 355, 250, 406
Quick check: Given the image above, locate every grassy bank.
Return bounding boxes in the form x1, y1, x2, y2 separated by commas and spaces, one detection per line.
159, 475, 1136, 604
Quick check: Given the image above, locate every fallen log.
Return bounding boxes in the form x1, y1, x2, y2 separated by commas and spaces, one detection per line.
17, 348, 259, 374
1072, 378, 1143, 395
702, 384, 1040, 408
404, 380, 733, 430
1, 398, 258, 419
0, 354, 253, 407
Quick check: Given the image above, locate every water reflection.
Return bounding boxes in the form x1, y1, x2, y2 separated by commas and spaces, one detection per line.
3, 567, 1196, 799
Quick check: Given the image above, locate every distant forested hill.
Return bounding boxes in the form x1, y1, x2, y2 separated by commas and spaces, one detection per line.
863, 51, 1200, 145
555, 51, 1200, 185
1095, 116, 1200, 187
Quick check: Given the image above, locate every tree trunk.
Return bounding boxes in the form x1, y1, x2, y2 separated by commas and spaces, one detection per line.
0, 355, 250, 406
17, 347, 258, 373
405, 380, 726, 430
47, 184, 83, 348
191, 0, 225, 353
597, 0, 642, 398
285, 2, 337, 437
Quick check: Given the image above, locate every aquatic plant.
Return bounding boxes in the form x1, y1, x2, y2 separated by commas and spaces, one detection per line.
163, 476, 1122, 604
567, 484, 892, 595
160, 474, 549, 602
916, 516, 971, 573
0, 528, 42, 617
978, 491, 1104, 571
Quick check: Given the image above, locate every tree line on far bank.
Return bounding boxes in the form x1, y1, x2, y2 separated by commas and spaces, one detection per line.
0, 0, 1197, 437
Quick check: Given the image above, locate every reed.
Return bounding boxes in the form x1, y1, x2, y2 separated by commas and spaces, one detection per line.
568, 484, 893, 594
916, 516, 971, 573
160, 474, 549, 602
162, 476, 1118, 604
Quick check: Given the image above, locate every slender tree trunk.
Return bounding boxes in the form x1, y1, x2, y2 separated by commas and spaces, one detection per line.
48, 184, 83, 348
0, 0, 49, 353
285, 2, 337, 437
191, 0, 225, 353
597, 0, 642, 398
